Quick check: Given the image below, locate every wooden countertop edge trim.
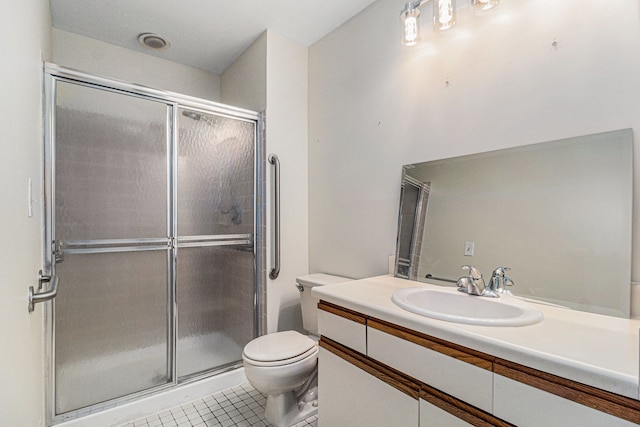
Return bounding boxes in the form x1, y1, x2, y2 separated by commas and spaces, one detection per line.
495, 358, 640, 424
319, 336, 419, 400
419, 386, 515, 427
368, 317, 494, 371
318, 300, 367, 325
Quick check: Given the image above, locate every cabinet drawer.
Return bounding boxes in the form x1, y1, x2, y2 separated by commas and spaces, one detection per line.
367, 324, 493, 413
318, 301, 367, 354
494, 359, 640, 426
494, 374, 637, 427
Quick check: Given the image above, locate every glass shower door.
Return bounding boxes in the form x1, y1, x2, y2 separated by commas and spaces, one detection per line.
176, 108, 256, 379
52, 81, 172, 414
46, 66, 262, 421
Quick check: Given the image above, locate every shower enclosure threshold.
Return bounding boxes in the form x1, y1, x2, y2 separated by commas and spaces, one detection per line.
53, 368, 247, 427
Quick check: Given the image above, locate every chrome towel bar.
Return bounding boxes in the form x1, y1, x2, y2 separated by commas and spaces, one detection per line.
28, 270, 59, 312
268, 153, 280, 280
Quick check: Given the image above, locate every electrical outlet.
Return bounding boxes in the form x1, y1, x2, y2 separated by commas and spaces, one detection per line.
464, 241, 474, 256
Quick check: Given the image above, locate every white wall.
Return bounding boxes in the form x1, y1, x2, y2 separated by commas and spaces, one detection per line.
222, 30, 309, 333
221, 33, 267, 111
53, 29, 221, 101
308, 0, 640, 306
0, 0, 51, 425
265, 32, 310, 332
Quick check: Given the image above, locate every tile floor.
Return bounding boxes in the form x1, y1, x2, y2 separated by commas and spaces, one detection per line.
119, 383, 318, 427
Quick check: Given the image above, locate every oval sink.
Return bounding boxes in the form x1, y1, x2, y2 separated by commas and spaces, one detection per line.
392, 287, 543, 327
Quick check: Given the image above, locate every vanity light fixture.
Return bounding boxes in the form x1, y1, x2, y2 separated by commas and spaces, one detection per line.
400, 0, 499, 46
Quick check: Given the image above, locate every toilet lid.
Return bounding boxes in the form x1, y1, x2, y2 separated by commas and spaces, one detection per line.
243, 331, 316, 362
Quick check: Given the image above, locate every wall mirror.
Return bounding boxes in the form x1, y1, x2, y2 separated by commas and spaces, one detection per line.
394, 129, 633, 318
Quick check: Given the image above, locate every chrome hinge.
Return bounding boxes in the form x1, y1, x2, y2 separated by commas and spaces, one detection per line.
53, 241, 65, 264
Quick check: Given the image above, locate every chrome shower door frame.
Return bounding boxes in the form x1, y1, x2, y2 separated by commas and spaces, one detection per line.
43, 63, 265, 425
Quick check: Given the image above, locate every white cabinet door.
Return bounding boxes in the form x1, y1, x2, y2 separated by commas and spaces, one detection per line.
318, 347, 418, 427
419, 399, 474, 427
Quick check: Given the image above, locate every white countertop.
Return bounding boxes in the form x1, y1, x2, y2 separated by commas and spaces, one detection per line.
312, 275, 640, 399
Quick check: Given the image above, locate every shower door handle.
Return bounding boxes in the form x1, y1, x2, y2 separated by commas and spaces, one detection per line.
268, 153, 280, 280
28, 270, 59, 312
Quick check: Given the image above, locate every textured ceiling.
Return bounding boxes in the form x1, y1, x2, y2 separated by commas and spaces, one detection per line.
51, 0, 378, 75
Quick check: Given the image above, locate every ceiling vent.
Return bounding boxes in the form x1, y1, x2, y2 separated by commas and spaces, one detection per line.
137, 33, 170, 50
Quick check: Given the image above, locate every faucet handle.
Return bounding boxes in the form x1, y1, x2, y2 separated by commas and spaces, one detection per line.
456, 276, 471, 290
495, 267, 515, 295
462, 265, 483, 280
456, 276, 483, 296
503, 274, 515, 287
492, 266, 511, 276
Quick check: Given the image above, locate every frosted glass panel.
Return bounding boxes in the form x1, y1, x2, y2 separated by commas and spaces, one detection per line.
178, 109, 255, 236
177, 245, 255, 378
55, 81, 168, 240
54, 251, 169, 414
48, 77, 259, 416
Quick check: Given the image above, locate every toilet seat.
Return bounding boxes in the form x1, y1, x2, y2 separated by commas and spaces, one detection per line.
243, 346, 318, 367
243, 331, 317, 367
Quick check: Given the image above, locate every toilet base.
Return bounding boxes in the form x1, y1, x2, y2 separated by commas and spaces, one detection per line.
264, 388, 318, 427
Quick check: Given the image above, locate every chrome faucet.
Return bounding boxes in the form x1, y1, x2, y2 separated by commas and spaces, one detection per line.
488, 267, 515, 295
457, 265, 487, 296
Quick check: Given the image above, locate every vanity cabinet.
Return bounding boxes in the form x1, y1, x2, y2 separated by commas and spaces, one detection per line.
318, 301, 415, 425
317, 302, 508, 427
317, 299, 640, 427
318, 336, 502, 427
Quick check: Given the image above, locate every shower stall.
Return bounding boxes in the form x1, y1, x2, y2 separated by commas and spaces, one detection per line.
41, 64, 265, 423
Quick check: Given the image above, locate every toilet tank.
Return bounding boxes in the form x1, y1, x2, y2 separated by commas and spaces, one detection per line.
297, 273, 351, 335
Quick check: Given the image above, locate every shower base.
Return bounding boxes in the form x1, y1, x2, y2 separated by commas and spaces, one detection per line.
54, 367, 246, 427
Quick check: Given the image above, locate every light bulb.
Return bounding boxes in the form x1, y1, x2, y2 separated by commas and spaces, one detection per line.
439, 2, 452, 24
401, 7, 421, 46
434, 0, 457, 31
472, 0, 500, 13
405, 17, 418, 43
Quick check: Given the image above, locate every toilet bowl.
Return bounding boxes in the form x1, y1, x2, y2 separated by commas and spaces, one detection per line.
242, 273, 351, 427
243, 331, 319, 427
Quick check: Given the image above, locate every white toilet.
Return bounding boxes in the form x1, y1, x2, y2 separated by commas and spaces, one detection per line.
242, 273, 351, 427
